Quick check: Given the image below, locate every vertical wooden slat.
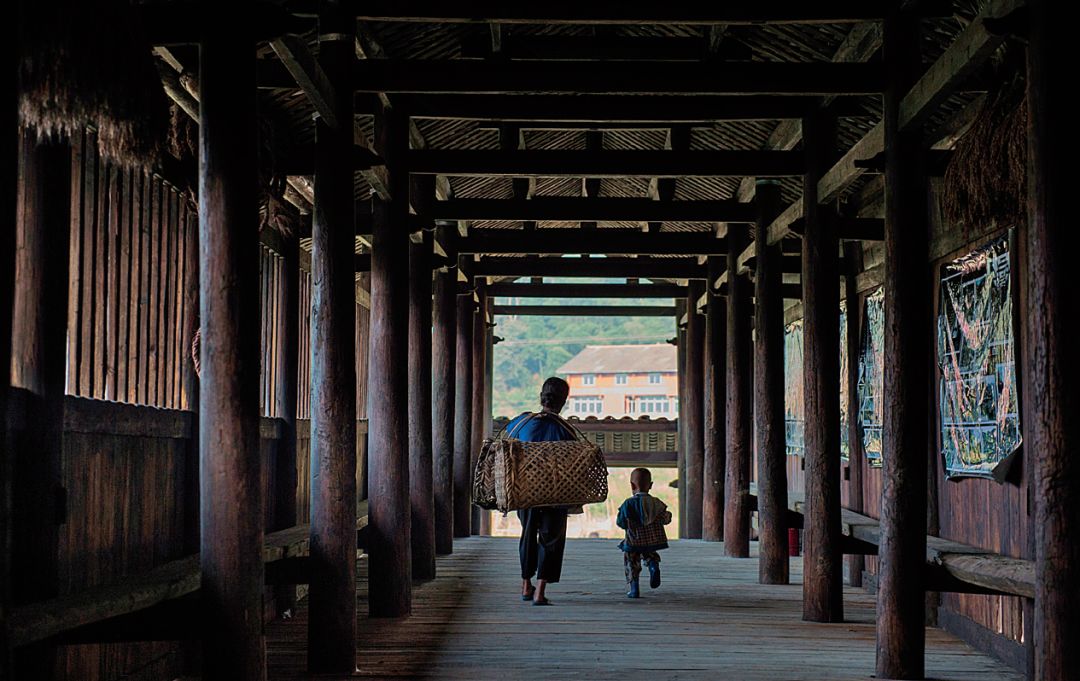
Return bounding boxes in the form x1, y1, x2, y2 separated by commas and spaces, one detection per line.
11, 130, 72, 677
104, 165, 121, 401
260, 249, 270, 416
65, 137, 83, 395
876, 6, 929, 678
132, 172, 150, 404
161, 189, 176, 407
724, 225, 753, 558
1024, 2, 1079, 679
702, 257, 726, 542
115, 168, 133, 400
431, 225, 457, 555
146, 178, 161, 405
171, 196, 186, 409
684, 282, 705, 539
754, 179, 788, 584
453, 274, 474, 539
91, 150, 109, 398
198, 17, 265, 680
78, 132, 96, 397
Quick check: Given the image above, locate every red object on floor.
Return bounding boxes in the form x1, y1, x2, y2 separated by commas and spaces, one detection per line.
788, 528, 801, 557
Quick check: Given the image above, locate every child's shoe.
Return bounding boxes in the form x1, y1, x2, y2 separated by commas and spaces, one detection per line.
647, 559, 661, 588
627, 578, 640, 599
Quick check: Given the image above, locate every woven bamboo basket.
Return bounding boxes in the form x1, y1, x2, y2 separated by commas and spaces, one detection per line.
472, 414, 608, 514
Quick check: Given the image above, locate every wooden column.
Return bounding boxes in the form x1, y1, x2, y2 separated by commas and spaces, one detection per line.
0, 58, 15, 678
431, 225, 457, 554
702, 257, 726, 542
482, 296, 495, 534
470, 281, 488, 535
843, 242, 865, 588
1025, 3, 1079, 679
273, 234, 300, 615
309, 17, 360, 664
684, 283, 705, 539
724, 225, 753, 557
181, 210, 201, 557
198, 23, 265, 679
368, 101, 411, 618
675, 301, 688, 537
409, 228, 436, 580
453, 272, 474, 538
10, 130, 71, 678
802, 112, 843, 622
876, 7, 928, 678
754, 180, 788, 584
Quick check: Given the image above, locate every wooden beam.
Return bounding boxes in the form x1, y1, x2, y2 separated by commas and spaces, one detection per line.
801, 111, 843, 623
408, 229, 436, 579
458, 231, 727, 256
11, 131, 71, 678
197, 21, 265, 679
492, 305, 676, 317
269, 34, 340, 130
702, 257, 726, 542
789, 216, 885, 241
486, 282, 685, 298
470, 257, 707, 279
368, 103, 412, 617
753, 180, 788, 584
1025, 2, 1080, 679
431, 225, 457, 554
297, 2, 944, 24
401, 94, 850, 123
453, 266, 474, 537
430, 197, 755, 224
355, 61, 885, 96
876, 7, 929, 679
684, 283, 705, 539
409, 150, 804, 178
460, 34, 752, 61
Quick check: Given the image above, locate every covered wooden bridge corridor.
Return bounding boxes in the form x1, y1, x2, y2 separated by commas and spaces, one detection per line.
3, 1, 1075, 681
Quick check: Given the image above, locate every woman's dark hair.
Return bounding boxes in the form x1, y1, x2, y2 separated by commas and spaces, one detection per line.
540, 376, 570, 411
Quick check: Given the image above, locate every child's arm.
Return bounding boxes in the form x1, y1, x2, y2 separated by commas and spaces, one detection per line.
615, 501, 629, 530
661, 510, 673, 525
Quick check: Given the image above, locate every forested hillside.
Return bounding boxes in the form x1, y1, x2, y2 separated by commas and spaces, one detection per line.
490, 294, 676, 418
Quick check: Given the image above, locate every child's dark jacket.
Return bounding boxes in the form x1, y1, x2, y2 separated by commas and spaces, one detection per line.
616, 492, 671, 553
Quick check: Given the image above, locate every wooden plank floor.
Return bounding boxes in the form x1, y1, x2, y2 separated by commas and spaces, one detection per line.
266, 537, 1023, 680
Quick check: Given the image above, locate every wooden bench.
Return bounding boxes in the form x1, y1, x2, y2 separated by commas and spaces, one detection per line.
7, 503, 369, 647
747, 486, 1033, 599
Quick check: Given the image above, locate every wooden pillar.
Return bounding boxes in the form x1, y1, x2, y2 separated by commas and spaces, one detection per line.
876, 7, 928, 678
368, 101, 411, 618
675, 300, 688, 537
802, 112, 843, 622
0, 57, 15, 678
754, 180, 788, 584
470, 281, 488, 535
482, 296, 495, 534
724, 225, 753, 557
309, 17, 360, 665
431, 225, 457, 554
453, 271, 474, 538
197, 23, 265, 679
10, 130, 71, 678
408, 227, 436, 580
272, 234, 299, 615
684, 283, 705, 539
702, 257, 726, 542
1025, 3, 1079, 679
843, 242, 865, 588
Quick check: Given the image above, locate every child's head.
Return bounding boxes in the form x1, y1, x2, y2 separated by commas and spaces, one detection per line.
630, 468, 653, 493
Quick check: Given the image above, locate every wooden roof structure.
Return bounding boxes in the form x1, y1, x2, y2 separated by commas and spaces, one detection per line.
4, 1, 1075, 681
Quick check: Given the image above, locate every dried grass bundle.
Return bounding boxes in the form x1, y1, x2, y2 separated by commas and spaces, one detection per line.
18, 0, 169, 166
942, 52, 1028, 233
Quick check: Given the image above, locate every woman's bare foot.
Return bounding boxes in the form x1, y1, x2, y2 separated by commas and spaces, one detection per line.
533, 579, 550, 605
522, 579, 535, 600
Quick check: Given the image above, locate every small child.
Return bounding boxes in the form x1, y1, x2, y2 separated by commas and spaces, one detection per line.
615, 467, 672, 599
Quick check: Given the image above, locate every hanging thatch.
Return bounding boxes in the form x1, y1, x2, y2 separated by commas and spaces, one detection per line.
941, 48, 1028, 232
167, 102, 198, 162
18, 0, 170, 166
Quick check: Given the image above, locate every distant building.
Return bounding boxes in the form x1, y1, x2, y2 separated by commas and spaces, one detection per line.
557, 343, 678, 418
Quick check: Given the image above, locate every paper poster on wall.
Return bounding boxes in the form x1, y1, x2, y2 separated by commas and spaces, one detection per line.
839, 300, 850, 461
857, 286, 885, 468
784, 319, 804, 458
937, 235, 1021, 480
